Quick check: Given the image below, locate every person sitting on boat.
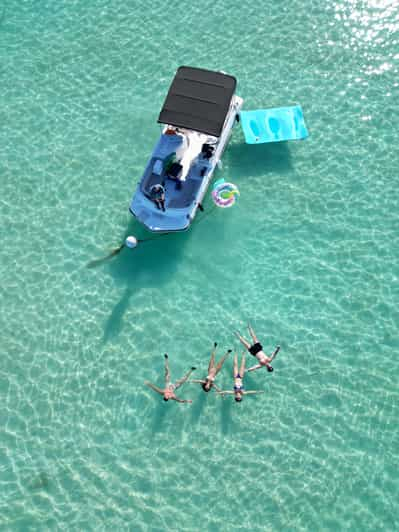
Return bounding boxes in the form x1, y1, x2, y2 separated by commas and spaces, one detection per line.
190, 342, 231, 392
145, 354, 196, 403
217, 352, 264, 402
149, 184, 166, 211
235, 324, 280, 373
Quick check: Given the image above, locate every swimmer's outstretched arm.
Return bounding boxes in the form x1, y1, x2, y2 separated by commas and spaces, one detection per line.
212, 383, 222, 393
269, 346, 280, 361
173, 397, 193, 404
243, 390, 264, 395
189, 379, 206, 384
246, 364, 262, 372
144, 381, 164, 395
217, 390, 235, 396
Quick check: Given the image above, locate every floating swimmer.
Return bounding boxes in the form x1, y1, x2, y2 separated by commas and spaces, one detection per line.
190, 342, 232, 392
145, 354, 196, 404
217, 352, 264, 402
235, 324, 280, 373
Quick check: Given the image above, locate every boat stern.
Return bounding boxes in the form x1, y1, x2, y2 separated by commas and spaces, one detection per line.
129, 193, 191, 233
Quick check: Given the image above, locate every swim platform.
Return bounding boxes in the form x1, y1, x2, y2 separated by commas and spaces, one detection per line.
240, 105, 309, 144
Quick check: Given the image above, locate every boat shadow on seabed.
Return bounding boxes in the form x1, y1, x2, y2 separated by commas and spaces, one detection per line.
227, 139, 293, 179
101, 219, 189, 343
100, 191, 228, 343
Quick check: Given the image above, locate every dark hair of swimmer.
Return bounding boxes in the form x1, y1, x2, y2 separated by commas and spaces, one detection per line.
202, 382, 211, 393
267, 366, 274, 372
163, 397, 169, 401
235, 396, 242, 402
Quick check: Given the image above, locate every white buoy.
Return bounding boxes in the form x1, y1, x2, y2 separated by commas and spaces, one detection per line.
125, 235, 138, 249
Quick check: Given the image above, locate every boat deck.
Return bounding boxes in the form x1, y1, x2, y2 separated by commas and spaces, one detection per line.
130, 129, 218, 231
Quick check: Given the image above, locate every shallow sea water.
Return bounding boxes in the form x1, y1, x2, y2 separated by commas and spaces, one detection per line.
1, 0, 399, 530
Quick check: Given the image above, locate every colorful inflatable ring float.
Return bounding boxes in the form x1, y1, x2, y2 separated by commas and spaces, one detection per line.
212, 181, 239, 208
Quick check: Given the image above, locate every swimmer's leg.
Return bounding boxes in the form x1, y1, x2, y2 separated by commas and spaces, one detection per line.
247, 324, 259, 344
174, 367, 196, 390
208, 342, 217, 374
214, 349, 232, 376
164, 354, 171, 387
234, 331, 251, 350
240, 352, 246, 377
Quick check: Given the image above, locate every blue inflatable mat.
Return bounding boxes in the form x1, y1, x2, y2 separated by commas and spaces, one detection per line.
240, 105, 309, 144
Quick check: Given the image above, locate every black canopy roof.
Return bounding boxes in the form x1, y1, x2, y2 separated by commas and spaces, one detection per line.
158, 66, 237, 137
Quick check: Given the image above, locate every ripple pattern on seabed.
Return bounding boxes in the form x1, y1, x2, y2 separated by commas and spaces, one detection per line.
1, 0, 399, 530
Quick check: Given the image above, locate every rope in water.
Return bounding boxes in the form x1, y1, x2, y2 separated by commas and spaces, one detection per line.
86, 203, 218, 267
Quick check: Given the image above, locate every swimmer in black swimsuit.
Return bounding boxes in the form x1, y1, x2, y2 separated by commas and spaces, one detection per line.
190, 342, 232, 392
235, 324, 280, 373
217, 352, 264, 402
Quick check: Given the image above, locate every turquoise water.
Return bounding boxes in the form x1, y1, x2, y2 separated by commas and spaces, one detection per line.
1, 0, 399, 529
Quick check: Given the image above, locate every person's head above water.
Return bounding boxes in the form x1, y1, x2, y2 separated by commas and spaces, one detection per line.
234, 389, 243, 402
202, 380, 212, 392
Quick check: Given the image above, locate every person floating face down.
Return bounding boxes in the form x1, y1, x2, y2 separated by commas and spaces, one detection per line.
217, 352, 264, 402
149, 184, 166, 211
235, 324, 280, 373
145, 354, 196, 404
190, 342, 232, 392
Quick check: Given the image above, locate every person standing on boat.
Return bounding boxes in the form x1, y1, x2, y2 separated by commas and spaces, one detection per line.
145, 354, 195, 403
190, 342, 232, 392
235, 324, 280, 373
217, 352, 264, 402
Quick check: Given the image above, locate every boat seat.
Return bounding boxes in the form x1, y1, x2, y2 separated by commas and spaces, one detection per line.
140, 157, 166, 198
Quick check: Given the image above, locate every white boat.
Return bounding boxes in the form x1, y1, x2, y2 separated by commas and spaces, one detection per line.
129, 66, 243, 232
